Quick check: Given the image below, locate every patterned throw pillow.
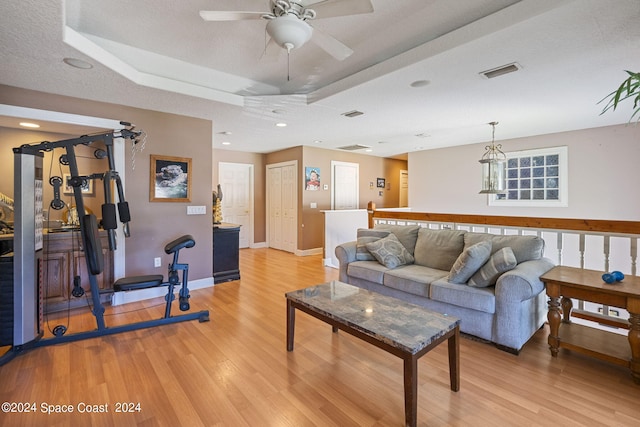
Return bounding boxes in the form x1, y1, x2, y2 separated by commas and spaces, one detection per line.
468, 247, 517, 288
356, 229, 390, 260
448, 241, 493, 284
365, 233, 415, 269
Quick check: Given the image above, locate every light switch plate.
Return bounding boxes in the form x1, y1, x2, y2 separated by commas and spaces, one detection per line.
187, 205, 206, 215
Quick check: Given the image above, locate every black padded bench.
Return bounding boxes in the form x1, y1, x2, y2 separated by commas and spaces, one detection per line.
112, 234, 195, 292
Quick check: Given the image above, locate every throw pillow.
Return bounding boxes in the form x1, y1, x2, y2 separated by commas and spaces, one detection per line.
356, 229, 390, 261
365, 233, 415, 269
468, 247, 517, 288
448, 240, 493, 284
373, 224, 421, 255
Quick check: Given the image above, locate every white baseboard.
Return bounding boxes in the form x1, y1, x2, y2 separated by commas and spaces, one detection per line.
323, 258, 338, 269
295, 247, 323, 257
250, 242, 267, 248
110, 276, 214, 306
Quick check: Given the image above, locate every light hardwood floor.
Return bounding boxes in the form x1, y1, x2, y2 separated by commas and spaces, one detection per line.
1, 248, 639, 426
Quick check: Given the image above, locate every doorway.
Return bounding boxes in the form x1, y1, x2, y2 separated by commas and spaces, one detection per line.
218, 162, 253, 248
266, 161, 297, 253
400, 169, 409, 207
330, 161, 359, 210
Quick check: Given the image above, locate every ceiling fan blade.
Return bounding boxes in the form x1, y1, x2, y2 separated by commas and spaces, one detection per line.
309, 25, 353, 61
303, 0, 373, 19
199, 10, 266, 21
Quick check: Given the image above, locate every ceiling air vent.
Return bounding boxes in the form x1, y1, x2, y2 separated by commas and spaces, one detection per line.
341, 110, 364, 118
480, 62, 521, 79
338, 144, 371, 151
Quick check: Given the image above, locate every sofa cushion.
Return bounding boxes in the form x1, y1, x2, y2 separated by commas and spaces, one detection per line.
347, 260, 389, 284
366, 233, 415, 269
373, 224, 421, 255
448, 240, 492, 284
468, 247, 517, 288
383, 265, 448, 298
414, 228, 466, 270
356, 228, 390, 261
464, 233, 544, 263
430, 278, 496, 314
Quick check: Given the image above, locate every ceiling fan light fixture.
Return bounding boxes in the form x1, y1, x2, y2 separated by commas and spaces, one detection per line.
266, 15, 313, 51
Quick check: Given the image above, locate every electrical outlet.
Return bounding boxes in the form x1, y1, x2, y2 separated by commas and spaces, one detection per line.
154, 257, 161, 268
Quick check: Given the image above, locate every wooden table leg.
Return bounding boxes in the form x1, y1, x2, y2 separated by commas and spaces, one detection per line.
561, 296, 573, 323
286, 299, 295, 352
448, 326, 460, 392
547, 295, 561, 357
403, 355, 418, 427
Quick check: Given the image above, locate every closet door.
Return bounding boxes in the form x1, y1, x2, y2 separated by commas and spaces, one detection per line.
266, 161, 297, 253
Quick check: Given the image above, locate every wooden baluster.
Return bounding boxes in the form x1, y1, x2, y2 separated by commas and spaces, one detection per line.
579, 234, 586, 269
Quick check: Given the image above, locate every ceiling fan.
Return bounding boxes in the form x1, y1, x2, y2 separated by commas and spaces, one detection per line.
199, 0, 374, 61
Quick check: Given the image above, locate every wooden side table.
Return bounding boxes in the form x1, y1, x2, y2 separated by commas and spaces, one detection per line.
540, 266, 640, 384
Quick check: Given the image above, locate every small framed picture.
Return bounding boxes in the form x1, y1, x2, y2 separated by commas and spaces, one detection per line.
150, 154, 192, 202
63, 173, 93, 195
377, 178, 385, 188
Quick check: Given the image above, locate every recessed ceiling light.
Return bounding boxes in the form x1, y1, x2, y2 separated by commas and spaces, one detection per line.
275, 122, 287, 127
415, 133, 431, 138
314, 140, 322, 144
365, 149, 373, 152
19, 122, 40, 128
221, 141, 231, 145
272, 109, 286, 115
63, 57, 93, 69
218, 131, 232, 135
410, 80, 431, 88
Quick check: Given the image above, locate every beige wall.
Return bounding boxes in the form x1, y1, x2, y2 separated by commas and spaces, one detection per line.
2, 84, 407, 262
1, 85, 213, 280
408, 124, 640, 221
212, 146, 407, 252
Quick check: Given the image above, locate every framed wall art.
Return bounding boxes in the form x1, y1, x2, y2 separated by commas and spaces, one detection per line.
150, 154, 192, 202
377, 178, 385, 188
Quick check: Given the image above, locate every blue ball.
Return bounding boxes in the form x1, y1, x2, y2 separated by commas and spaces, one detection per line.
602, 273, 616, 284
612, 271, 625, 281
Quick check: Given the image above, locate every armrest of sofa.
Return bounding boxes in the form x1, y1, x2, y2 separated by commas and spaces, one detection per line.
495, 257, 556, 302
335, 241, 357, 282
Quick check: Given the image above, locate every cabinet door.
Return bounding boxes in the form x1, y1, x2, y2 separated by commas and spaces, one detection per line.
42, 251, 69, 303
74, 248, 108, 291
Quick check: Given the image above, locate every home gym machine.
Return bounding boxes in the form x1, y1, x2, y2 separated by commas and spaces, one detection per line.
10, 123, 209, 355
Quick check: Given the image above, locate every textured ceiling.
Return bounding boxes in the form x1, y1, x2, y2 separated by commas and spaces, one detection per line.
1, 0, 639, 157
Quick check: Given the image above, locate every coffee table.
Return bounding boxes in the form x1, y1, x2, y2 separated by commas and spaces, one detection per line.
286, 281, 460, 427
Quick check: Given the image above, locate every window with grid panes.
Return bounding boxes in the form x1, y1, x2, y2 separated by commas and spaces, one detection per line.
490, 146, 567, 207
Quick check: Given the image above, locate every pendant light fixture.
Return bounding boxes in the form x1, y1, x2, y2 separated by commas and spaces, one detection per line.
479, 121, 506, 194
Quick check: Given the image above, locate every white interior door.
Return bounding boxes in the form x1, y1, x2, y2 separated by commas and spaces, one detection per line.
400, 169, 409, 207
266, 161, 297, 253
331, 161, 359, 210
218, 162, 253, 248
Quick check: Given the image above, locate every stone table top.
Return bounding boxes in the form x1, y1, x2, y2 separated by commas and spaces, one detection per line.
286, 281, 460, 355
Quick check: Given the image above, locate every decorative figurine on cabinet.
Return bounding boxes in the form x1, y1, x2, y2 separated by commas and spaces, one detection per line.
212, 184, 223, 224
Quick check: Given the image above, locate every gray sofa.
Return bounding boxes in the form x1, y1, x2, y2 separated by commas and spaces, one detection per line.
335, 225, 555, 353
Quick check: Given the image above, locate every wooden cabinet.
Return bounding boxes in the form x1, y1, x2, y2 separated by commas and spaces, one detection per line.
213, 224, 240, 283
42, 230, 113, 313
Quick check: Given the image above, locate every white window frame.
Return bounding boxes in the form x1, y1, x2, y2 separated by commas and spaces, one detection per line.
489, 146, 568, 207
